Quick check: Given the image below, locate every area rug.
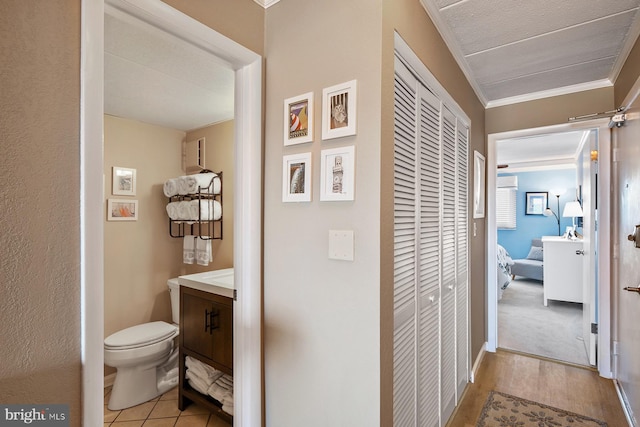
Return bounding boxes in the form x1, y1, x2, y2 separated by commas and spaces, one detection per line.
476, 390, 607, 427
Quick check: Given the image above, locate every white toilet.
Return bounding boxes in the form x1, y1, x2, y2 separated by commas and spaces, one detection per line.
105, 278, 181, 410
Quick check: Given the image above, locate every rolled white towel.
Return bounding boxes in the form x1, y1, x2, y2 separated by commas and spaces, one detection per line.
182, 173, 220, 195
166, 202, 180, 220
189, 200, 222, 221
176, 201, 192, 220
163, 178, 180, 197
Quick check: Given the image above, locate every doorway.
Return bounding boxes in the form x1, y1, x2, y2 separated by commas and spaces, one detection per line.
81, 0, 263, 425
486, 120, 612, 378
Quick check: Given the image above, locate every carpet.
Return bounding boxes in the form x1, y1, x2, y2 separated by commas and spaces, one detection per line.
477, 391, 607, 427
498, 279, 588, 366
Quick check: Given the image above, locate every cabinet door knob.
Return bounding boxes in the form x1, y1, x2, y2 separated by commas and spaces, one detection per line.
576, 250, 585, 255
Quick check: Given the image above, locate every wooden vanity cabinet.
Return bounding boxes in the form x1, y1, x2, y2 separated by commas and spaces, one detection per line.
178, 285, 233, 423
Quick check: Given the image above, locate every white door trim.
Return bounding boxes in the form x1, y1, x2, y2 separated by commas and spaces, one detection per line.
486, 119, 612, 378
81, 1, 263, 425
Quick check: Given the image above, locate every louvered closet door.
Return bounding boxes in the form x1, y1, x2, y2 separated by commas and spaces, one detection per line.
440, 107, 457, 421
393, 58, 418, 427
455, 124, 469, 398
416, 85, 442, 427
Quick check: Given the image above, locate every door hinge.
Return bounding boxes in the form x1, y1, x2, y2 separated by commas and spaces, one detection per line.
591, 323, 598, 334
233, 289, 238, 301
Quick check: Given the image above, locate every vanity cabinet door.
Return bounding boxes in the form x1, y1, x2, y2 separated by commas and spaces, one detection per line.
180, 286, 233, 372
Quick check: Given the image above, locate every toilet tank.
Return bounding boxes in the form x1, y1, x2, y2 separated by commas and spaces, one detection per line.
167, 278, 180, 324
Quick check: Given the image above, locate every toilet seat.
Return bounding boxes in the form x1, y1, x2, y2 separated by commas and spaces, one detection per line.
105, 321, 178, 350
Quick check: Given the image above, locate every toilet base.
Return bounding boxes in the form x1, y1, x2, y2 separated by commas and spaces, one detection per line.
107, 349, 179, 410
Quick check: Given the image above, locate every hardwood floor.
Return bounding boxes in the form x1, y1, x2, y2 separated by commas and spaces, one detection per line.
446, 349, 628, 427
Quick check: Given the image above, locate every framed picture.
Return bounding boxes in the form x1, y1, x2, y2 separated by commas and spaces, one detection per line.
322, 80, 357, 140
525, 192, 548, 215
284, 92, 313, 146
320, 145, 355, 201
107, 199, 138, 221
473, 151, 485, 218
112, 166, 136, 196
282, 152, 312, 202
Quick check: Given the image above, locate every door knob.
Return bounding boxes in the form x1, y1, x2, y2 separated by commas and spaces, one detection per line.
624, 286, 640, 294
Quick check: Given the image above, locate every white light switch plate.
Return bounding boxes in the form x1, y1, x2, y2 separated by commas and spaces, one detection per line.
328, 230, 354, 261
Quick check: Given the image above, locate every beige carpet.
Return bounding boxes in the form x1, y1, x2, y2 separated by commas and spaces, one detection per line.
476, 391, 607, 427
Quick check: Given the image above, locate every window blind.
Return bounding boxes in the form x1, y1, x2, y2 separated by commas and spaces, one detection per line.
496, 188, 516, 229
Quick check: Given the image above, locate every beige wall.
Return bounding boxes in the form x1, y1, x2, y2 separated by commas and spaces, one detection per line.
616, 36, 640, 106
184, 120, 235, 273
0, 0, 82, 423
161, 0, 265, 56
485, 87, 614, 135
264, 1, 382, 425
380, 2, 487, 423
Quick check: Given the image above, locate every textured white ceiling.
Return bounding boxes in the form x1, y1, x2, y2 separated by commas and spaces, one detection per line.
421, 0, 640, 106
104, 12, 235, 131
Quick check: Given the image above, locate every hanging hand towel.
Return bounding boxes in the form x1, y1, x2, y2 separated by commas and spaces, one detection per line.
196, 238, 212, 266
183, 235, 195, 264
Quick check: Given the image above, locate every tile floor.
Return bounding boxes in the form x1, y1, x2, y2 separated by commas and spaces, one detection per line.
104, 386, 231, 427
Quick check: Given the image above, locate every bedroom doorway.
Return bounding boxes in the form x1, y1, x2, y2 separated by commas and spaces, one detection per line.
486, 120, 612, 377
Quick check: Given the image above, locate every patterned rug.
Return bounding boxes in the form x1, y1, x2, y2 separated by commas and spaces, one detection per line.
476, 390, 608, 427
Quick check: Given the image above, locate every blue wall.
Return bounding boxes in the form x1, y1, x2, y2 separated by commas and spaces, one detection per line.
498, 169, 577, 259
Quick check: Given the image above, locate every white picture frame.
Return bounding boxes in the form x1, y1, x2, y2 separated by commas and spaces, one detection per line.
112, 166, 136, 196
107, 198, 138, 221
322, 80, 357, 140
282, 152, 312, 202
320, 145, 355, 201
473, 151, 486, 219
284, 92, 314, 146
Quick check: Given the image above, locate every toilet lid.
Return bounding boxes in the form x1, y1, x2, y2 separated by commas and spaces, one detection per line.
105, 321, 178, 350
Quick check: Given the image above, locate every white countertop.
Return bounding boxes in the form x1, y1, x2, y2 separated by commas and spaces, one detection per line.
178, 268, 234, 299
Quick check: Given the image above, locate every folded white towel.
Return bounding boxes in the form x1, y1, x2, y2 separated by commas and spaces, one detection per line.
189, 199, 222, 221
196, 238, 212, 266
163, 178, 180, 197
182, 173, 221, 195
207, 374, 233, 402
185, 356, 223, 383
186, 371, 210, 395
183, 235, 195, 264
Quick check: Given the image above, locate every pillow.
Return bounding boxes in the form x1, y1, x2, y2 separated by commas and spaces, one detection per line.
526, 246, 544, 261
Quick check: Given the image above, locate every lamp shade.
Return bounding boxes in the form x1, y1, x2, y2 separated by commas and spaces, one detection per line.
562, 201, 584, 218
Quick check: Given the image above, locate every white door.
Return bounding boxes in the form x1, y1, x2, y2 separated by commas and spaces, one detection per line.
580, 130, 597, 365
614, 99, 640, 422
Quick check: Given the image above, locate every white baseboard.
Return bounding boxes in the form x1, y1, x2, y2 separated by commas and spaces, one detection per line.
470, 342, 487, 384
615, 379, 636, 427
104, 373, 116, 389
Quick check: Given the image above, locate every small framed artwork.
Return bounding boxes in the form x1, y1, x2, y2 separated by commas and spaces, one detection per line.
112, 166, 136, 196
473, 151, 485, 218
282, 152, 312, 202
107, 199, 138, 221
322, 80, 357, 140
320, 145, 355, 201
284, 92, 313, 146
525, 192, 548, 215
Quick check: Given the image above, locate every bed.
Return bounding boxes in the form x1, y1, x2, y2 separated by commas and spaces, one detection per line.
497, 244, 515, 296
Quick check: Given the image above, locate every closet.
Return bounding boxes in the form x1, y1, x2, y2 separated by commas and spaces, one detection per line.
393, 52, 469, 427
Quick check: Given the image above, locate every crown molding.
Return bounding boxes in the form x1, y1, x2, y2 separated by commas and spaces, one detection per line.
253, 0, 281, 8
486, 79, 613, 109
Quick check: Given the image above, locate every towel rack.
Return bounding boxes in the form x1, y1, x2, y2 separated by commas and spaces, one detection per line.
168, 171, 222, 240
